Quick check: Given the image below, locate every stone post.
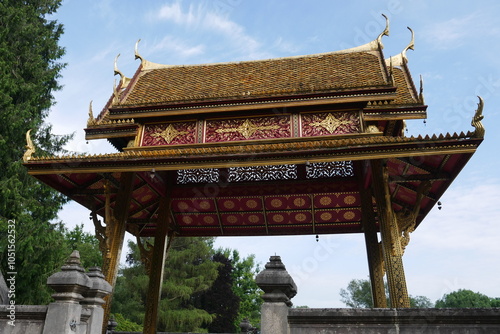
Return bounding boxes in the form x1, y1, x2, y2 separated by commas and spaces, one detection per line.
42, 250, 93, 334
255, 255, 297, 334
82, 267, 112, 334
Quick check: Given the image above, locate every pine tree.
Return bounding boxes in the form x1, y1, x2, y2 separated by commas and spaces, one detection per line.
230, 250, 263, 329
112, 237, 220, 332
195, 252, 240, 333
0, 0, 72, 304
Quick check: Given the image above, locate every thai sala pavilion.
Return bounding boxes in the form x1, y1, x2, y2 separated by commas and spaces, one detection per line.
23, 16, 484, 334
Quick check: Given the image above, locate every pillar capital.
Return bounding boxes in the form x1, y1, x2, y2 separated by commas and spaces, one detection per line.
47, 250, 93, 304
82, 267, 112, 307
255, 255, 297, 306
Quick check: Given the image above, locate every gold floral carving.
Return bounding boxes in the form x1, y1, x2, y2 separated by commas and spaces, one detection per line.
343, 211, 355, 220
293, 198, 306, 207
320, 212, 332, 221
273, 214, 284, 223
198, 200, 211, 210
319, 196, 332, 206
224, 201, 235, 209
215, 118, 280, 139
310, 113, 354, 134
295, 213, 307, 222
203, 216, 215, 224
151, 124, 188, 144
344, 195, 356, 205
248, 215, 260, 223
271, 199, 283, 208
246, 200, 258, 209
177, 202, 189, 211
227, 215, 238, 224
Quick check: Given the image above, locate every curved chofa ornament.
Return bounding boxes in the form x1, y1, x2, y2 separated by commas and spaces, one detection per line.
87, 100, 96, 127
376, 14, 390, 47
134, 39, 169, 70
342, 14, 389, 53
386, 26, 414, 67
112, 79, 120, 105
418, 74, 425, 104
23, 129, 35, 162
114, 54, 131, 87
472, 96, 485, 138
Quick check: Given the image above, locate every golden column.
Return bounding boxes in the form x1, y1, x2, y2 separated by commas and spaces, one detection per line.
360, 190, 387, 307
371, 160, 410, 308
99, 172, 136, 333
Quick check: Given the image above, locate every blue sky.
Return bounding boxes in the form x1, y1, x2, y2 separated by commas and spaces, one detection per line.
50, 0, 500, 307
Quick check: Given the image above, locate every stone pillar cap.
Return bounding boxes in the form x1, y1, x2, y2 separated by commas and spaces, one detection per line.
255, 255, 297, 306
47, 250, 93, 303
82, 266, 112, 307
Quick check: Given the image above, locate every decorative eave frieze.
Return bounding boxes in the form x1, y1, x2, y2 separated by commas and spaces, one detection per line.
24, 131, 482, 175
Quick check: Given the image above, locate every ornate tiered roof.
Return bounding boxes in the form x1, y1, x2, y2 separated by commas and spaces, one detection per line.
23, 18, 484, 238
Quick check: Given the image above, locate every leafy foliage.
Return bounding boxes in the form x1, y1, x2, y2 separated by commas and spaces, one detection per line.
112, 240, 264, 332
0, 0, 72, 305
112, 313, 143, 332
340, 278, 434, 308
339, 279, 374, 308
112, 237, 219, 332
435, 289, 494, 308
194, 252, 240, 333
229, 250, 263, 329
64, 224, 102, 268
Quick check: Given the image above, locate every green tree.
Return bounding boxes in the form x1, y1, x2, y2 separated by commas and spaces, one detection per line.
195, 252, 240, 333
340, 278, 434, 308
410, 295, 434, 308
435, 289, 492, 308
64, 224, 102, 268
0, 0, 71, 304
339, 279, 373, 308
112, 237, 219, 332
229, 250, 263, 330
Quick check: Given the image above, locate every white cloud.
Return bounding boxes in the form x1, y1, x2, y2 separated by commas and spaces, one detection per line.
150, 36, 205, 58
157, 2, 197, 26
423, 11, 500, 50
152, 1, 268, 60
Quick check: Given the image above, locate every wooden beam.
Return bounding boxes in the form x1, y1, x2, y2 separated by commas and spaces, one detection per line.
143, 196, 172, 334
101, 172, 135, 334
357, 161, 387, 308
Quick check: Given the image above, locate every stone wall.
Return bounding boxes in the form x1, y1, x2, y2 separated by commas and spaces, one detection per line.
0, 251, 111, 334
255, 255, 500, 334
288, 308, 500, 334
0, 305, 47, 334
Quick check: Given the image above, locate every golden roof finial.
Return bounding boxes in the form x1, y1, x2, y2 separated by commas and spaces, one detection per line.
401, 27, 415, 62
23, 129, 35, 162
112, 79, 120, 105
376, 14, 390, 47
135, 39, 145, 65
87, 100, 96, 126
134, 39, 170, 70
114, 53, 131, 87
336, 14, 390, 54
385, 26, 414, 66
472, 96, 485, 138
418, 75, 425, 104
